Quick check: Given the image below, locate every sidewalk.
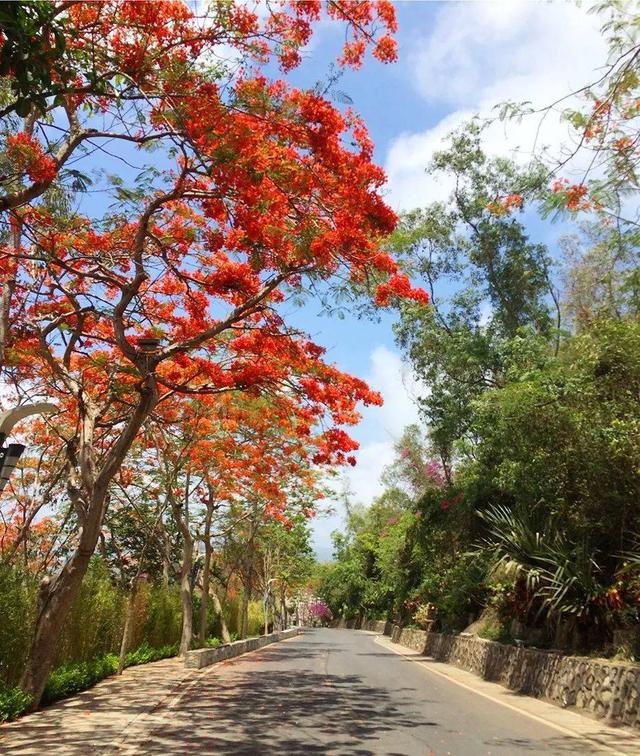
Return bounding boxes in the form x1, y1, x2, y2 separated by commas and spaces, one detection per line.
0, 658, 198, 755
375, 633, 640, 756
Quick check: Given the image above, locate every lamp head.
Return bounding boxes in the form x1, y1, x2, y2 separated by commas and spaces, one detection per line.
0, 443, 26, 492
137, 337, 162, 353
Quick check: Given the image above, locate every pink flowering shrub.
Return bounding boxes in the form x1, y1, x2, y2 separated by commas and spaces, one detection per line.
308, 600, 333, 627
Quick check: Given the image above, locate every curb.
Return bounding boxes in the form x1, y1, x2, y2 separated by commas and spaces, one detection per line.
184, 627, 301, 669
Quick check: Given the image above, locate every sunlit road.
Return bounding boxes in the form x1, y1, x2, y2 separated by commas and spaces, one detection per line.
121, 628, 612, 755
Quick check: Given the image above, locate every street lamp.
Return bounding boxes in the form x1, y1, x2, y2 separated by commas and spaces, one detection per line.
0, 402, 57, 494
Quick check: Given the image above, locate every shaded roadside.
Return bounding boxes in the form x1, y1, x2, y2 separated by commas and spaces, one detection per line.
0, 657, 194, 755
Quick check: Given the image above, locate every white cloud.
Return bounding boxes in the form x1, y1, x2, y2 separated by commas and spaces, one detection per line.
345, 440, 398, 504
336, 345, 423, 507
365, 345, 422, 437
411, 1, 602, 109
386, 1, 608, 210
311, 345, 423, 556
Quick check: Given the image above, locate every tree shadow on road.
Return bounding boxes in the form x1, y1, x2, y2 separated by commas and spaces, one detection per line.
0, 634, 621, 756
131, 665, 436, 755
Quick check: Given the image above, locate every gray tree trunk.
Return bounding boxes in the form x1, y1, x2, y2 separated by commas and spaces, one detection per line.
20, 494, 105, 707
211, 590, 231, 643
198, 551, 211, 646
198, 498, 215, 645
118, 576, 140, 674
240, 583, 251, 640
178, 534, 194, 656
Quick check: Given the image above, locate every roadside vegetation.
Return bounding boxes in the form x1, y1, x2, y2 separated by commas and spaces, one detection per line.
318, 2, 640, 659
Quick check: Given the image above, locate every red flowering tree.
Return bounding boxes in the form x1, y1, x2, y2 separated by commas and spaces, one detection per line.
144, 382, 369, 655
0, 1, 427, 706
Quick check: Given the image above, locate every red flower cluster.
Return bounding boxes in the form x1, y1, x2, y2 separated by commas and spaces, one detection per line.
375, 273, 429, 307
6, 132, 57, 185
440, 493, 462, 511
552, 179, 592, 211
486, 193, 523, 215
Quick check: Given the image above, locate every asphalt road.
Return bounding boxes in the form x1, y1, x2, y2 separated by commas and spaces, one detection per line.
128, 628, 608, 755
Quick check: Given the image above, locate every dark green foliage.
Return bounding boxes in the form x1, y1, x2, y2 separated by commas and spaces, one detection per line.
0, 557, 183, 701
124, 643, 178, 667
321, 122, 640, 653
55, 559, 125, 667
393, 125, 555, 467
42, 654, 120, 705
0, 1, 70, 116
0, 682, 31, 722
141, 585, 183, 649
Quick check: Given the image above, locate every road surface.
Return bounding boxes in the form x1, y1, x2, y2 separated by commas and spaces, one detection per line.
119, 628, 619, 755
3, 628, 634, 755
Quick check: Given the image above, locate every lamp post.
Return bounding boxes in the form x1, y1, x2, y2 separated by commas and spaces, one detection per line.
0, 402, 57, 494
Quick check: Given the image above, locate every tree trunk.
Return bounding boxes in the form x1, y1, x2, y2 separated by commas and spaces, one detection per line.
280, 588, 287, 630
18, 343, 158, 709
211, 589, 231, 644
159, 519, 172, 587
198, 499, 215, 645
118, 576, 140, 674
170, 467, 195, 658
178, 534, 194, 656
0, 219, 19, 367
240, 584, 250, 640
198, 553, 211, 646
20, 499, 104, 708
263, 590, 269, 636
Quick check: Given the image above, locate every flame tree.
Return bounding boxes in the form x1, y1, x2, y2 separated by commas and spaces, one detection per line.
0, 1, 427, 706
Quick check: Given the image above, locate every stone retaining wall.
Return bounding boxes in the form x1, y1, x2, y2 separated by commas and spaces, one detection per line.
185, 628, 300, 670
332, 617, 392, 634
390, 625, 640, 729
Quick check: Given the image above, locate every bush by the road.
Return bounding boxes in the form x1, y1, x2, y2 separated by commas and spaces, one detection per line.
0, 682, 32, 722
41, 642, 179, 707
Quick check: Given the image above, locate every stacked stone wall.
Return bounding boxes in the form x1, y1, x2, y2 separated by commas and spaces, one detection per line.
390, 626, 640, 728
332, 617, 391, 634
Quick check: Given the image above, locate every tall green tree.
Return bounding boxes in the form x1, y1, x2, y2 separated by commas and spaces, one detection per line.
392, 125, 555, 466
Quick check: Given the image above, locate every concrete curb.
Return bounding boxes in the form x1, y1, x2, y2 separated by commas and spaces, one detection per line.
184, 627, 301, 669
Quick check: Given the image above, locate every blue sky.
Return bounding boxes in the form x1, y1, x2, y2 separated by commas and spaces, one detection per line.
278, 0, 610, 559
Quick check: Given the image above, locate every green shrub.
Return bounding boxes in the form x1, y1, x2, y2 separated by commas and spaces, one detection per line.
142, 585, 182, 648
55, 560, 124, 667
0, 682, 32, 722
247, 601, 263, 636
478, 623, 514, 644
205, 636, 222, 648
224, 595, 241, 636
41, 642, 178, 707
42, 654, 119, 705
0, 557, 183, 707
124, 642, 178, 667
